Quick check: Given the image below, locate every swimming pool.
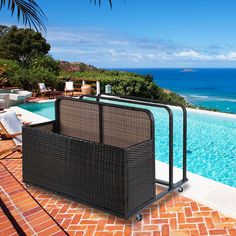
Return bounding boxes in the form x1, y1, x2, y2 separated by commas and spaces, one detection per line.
19, 101, 55, 120
18, 100, 236, 188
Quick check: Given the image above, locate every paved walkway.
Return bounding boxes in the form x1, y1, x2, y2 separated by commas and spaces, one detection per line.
0, 140, 236, 236
0, 162, 66, 236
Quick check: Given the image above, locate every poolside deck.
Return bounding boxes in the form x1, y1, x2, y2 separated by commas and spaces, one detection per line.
1, 140, 236, 236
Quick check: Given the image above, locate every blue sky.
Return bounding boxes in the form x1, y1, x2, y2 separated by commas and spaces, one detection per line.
1, 0, 236, 68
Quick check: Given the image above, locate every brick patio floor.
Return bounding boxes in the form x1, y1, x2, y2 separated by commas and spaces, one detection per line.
0, 140, 236, 236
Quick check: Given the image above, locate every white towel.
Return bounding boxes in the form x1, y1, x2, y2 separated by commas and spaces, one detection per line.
0, 111, 22, 145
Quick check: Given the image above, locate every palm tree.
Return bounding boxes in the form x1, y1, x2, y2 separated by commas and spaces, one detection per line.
0, 0, 112, 33
0, 0, 46, 32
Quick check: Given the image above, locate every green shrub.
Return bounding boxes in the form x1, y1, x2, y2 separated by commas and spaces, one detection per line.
0, 57, 188, 107
61, 69, 188, 106
0, 59, 21, 86
28, 68, 58, 90
0, 58, 60, 91
30, 55, 60, 74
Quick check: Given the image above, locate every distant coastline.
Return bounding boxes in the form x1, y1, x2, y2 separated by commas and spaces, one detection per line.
111, 68, 236, 114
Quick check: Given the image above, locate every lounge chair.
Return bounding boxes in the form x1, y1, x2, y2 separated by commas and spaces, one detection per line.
38, 83, 52, 97
0, 110, 23, 158
64, 81, 74, 96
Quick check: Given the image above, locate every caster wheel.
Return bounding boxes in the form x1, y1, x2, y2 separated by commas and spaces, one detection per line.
178, 187, 183, 192
136, 213, 142, 221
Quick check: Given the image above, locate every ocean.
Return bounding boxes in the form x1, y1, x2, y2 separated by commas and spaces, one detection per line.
115, 68, 236, 114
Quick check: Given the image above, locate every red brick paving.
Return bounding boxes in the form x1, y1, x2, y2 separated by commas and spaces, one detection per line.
0, 162, 66, 236
0, 140, 236, 236
0, 207, 18, 236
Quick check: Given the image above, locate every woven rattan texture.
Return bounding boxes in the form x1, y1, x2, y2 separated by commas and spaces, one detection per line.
23, 125, 127, 213
102, 106, 151, 148
23, 99, 155, 218
59, 99, 100, 142
126, 140, 155, 212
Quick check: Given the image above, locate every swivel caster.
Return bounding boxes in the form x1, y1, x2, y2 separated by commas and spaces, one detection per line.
136, 213, 142, 221
178, 187, 183, 192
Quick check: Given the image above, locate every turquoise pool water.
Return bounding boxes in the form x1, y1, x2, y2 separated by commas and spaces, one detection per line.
19, 101, 55, 120
19, 100, 236, 188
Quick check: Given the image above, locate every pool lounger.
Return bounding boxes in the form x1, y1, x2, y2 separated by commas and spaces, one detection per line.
22, 95, 188, 220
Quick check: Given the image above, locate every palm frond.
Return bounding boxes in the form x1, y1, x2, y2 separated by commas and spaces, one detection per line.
0, 0, 46, 32
90, 0, 112, 9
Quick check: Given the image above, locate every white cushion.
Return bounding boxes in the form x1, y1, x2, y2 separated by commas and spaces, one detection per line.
0, 110, 22, 145
38, 83, 46, 91
65, 81, 74, 90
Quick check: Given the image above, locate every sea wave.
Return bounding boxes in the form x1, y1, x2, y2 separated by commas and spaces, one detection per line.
181, 94, 209, 100
217, 98, 236, 103
183, 94, 236, 103
189, 95, 209, 99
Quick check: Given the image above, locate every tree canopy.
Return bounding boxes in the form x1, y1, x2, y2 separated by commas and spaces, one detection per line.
0, 25, 50, 66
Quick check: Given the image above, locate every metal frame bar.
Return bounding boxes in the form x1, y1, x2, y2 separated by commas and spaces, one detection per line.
79, 93, 188, 193
98, 103, 103, 143
80, 94, 174, 188
97, 93, 188, 182
98, 93, 188, 182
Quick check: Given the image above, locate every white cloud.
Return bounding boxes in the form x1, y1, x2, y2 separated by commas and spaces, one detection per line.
45, 27, 236, 67
174, 49, 236, 62
175, 50, 212, 60
216, 52, 236, 61
46, 28, 178, 66
3, 24, 236, 66
175, 50, 199, 57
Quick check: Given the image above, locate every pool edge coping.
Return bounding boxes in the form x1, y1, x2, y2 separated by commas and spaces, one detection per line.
10, 106, 50, 124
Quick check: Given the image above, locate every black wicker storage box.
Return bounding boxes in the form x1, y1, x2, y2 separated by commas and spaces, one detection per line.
23, 97, 156, 218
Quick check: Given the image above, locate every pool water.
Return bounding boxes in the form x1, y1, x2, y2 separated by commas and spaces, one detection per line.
19, 101, 55, 120
18, 100, 236, 188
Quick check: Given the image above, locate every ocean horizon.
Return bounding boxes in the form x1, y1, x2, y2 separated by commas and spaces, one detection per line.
110, 68, 236, 114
